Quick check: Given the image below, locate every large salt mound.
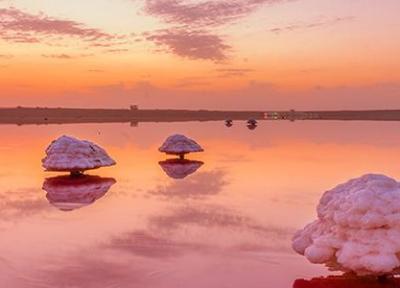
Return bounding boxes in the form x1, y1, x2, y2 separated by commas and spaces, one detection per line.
42, 135, 116, 173
292, 174, 400, 275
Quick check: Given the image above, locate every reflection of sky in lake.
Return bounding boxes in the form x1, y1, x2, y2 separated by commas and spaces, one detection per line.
1, 121, 400, 287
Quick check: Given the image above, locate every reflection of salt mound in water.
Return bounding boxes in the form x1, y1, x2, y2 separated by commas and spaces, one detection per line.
247, 124, 257, 130
293, 275, 400, 288
159, 159, 204, 179
43, 175, 116, 211
293, 174, 400, 275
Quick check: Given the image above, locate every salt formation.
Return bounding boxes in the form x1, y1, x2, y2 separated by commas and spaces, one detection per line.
42, 135, 116, 175
43, 175, 116, 211
159, 134, 203, 159
247, 119, 258, 130
225, 119, 233, 127
293, 275, 400, 288
159, 159, 204, 179
292, 174, 400, 275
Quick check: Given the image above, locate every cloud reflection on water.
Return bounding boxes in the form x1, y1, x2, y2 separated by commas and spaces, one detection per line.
150, 170, 227, 199
0, 188, 49, 220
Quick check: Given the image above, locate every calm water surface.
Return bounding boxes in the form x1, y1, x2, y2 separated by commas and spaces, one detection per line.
1, 121, 400, 288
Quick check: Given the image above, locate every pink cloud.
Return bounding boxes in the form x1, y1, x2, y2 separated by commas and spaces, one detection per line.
143, 0, 289, 61
145, 0, 285, 27
0, 7, 120, 44
146, 28, 230, 61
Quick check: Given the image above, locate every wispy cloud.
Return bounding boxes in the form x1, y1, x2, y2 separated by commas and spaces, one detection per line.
175, 76, 212, 88
87, 69, 104, 73
173, 68, 254, 87
41, 53, 93, 59
104, 48, 130, 53
268, 16, 354, 34
150, 170, 227, 199
216, 68, 255, 77
145, 28, 230, 61
0, 7, 122, 45
143, 0, 289, 61
145, 0, 285, 27
0, 54, 13, 59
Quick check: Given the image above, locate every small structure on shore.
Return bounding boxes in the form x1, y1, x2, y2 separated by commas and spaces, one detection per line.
42, 135, 116, 176
159, 159, 204, 179
292, 174, 400, 276
43, 175, 116, 211
159, 134, 204, 159
265, 112, 280, 120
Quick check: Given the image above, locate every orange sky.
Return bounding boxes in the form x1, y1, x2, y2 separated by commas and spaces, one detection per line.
0, 0, 399, 109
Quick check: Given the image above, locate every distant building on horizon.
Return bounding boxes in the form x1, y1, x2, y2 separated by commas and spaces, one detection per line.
130, 105, 139, 111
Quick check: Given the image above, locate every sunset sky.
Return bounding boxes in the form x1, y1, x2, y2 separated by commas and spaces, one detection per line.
0, 0, 399, 109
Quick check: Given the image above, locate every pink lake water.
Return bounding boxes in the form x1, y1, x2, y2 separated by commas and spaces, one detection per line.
1, 120, 400, 287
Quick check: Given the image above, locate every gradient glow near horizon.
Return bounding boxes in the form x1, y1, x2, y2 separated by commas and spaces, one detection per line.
0, 0, 399, 109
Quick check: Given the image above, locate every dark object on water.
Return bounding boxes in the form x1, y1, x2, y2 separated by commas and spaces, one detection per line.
247, 121, 257, 130
225, 119, 233, 127
247, 119, 257, 125
246, 119, 258, 130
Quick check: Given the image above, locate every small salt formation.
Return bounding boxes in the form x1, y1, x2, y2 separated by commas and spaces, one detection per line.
42, 135, 116, 175
247, 119, 257, 125
225, 119, 233, 127
247, 119, 258, 130
159, 134, 204, 159
159, 159, 204, 179
43, 175, 116, 211
292, 174, 400, 275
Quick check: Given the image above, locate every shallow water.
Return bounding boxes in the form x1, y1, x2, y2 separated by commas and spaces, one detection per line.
1, 120, 400, 288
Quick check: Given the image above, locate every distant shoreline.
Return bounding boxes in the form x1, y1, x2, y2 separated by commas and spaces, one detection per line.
1, 107, 400, 125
